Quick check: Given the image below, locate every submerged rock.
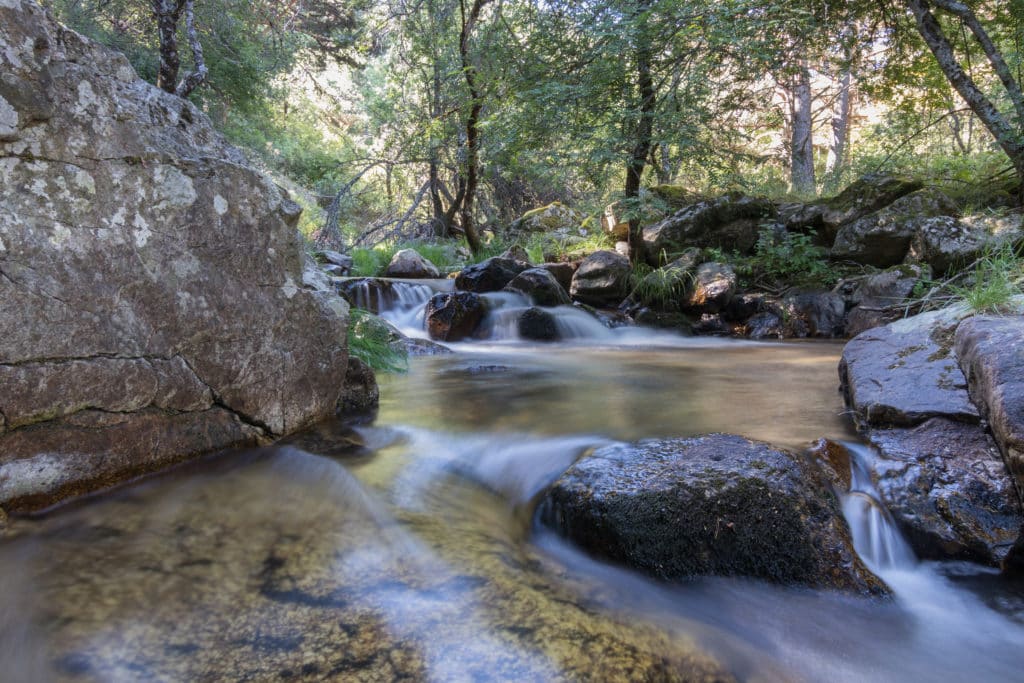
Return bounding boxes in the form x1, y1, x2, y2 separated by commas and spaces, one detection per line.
425, 292, 487, 342
540, 434, 887, 595
569, 250, 632, 307
338, 358, 379, 416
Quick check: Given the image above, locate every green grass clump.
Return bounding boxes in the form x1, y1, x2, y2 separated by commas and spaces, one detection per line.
347, 309, 408, 373
951, 243, 1024, 314
628, 262, 692, 308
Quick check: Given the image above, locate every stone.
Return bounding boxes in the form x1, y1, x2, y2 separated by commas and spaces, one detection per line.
336, 277, 394, 313
907, 212, 1024, 276
569, 250, 631, 307
682, 262, 736, 314
641, 195, 775, 260
831, 189, 958, 266
338, 357, 379, 415
454, 257, 530, 293
820, 174, 924, 235
384, 248, 442, 278
955, 316, 1024, 504
866, 419, 1021, 565
631, 308, 694, 332
602, 202, 630, 239
399, 337, 453, 356
499, 245, 532, 264
508, 202, 586, 235
0, 1, 349, 511
537, 262, 577, 292
517, 307, 559, 342
781, 290, 846, 338
844, 265, 927, 337
745, 311, 785, 339
504, 267, 571, 307
317, 249, 354, 270
425, 292, 487, 342
839, 310, 979, 428
691, 314, 736, 336
650, 184, 705, 208
539, 434, 886, 594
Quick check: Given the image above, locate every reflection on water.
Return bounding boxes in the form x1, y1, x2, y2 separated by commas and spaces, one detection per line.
1, 339, 1023, 682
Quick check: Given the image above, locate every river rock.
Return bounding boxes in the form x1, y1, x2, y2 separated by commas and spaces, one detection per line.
518, 307, 559, 342
338, 357, 379, 415
831, 189, 958, 267
820, 174, 924, 235
336, 277, 395, 312
455, 257, 530, 293
840, 310, 979, 428
384, 248, 442, 278
907, 213, 1024, 276
866, 419, 1021, 564
537, 262, 577, 292
425, 292, 487, 341
745, 311, 785, 339
539, 434, 886, 594
569, 250, 631, 307
504, 268, 571, 307
844, 265, 927, 337
955, 316, 1024, 503
0, 1, 350, 511
683, 262, 736, 314
641, 195, 774, 260
781, 290, 846, 338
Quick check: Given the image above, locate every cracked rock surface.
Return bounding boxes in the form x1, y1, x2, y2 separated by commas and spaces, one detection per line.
0, 1, 349, 511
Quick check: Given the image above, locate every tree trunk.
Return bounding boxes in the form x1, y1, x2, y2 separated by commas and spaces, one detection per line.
907, 0, 1024, 187
456, 0, 488, 255
825, 65, 852, 190
789, 61, 816, 195
625, 5, 655, 265
153, 0, 185, 94
174, 0, 207, 98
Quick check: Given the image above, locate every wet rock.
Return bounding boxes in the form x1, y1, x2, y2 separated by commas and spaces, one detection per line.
338, 358, 379, 415
632, 309, 694, 333
956, 316, 1024, 503
455, 257, 530, 293
839, 309, 979, 428
517, 307, 559, 342
336, 278, 395, 313
641, 195, 775, 260
504, 268, 571, 307
781, 290, 846, 338
722, 292, 769, 323
866, 419, 1021, 564
844, 265, 927, 337
745, 312, 785, 339
537, 262, 577, 292
691, 314, 736, 336
831, 189, 958, 267
384, 249, 441, 279
540, 434, 886, 594
683, 262, 736, 314
425, 292, 488, 342
820, 174, 924, 236
0, 2, 348, 510
569, 250, 631, 307
400, 338, 453, 356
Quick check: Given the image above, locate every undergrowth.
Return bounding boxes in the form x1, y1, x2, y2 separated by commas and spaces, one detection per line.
347, 309, 408, 373
950, 242, 1024, 313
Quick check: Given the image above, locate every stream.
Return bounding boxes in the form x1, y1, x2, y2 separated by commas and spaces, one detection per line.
1, 282, 1023, 681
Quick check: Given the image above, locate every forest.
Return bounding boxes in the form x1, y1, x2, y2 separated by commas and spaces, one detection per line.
46, 0, 1023, 263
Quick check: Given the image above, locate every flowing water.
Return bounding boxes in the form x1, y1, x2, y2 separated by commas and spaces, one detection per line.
2, 281, 1024, 682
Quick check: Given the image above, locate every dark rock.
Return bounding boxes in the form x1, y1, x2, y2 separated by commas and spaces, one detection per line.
632, 309, 694, 333
683, 262, 736, 314
723, 292, 769, 323
955, 316, 1024, 504
499, 245, 532, 264
831, 189, 957, 266
0, 2, 349, 511
844, 265, 927, 337
692, 313, 736, 336
839, 311, 979, 428
424, 292, 488, 341
336, 278, 394, 313
621, 252, 697, 313
455, 257, 530, 293
504, 268, 571, 307
384, 248, 442, 278
539, 434, 886, 594
338, 358, 379, 415
641, 195, 775, 260
781, 290, 846, 338
537, 262, 577, 292
517, 307, 559, 342
569, 250, 631, 306
866, 419, 1021, 565
745, 312, 785, 339
322, 264, 349, 277
820, 174, 924, 236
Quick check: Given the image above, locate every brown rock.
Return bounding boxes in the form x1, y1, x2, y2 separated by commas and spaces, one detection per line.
425, 292, 487, 341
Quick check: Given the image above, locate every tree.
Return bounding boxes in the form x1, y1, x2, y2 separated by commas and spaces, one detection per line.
152, 0, 207, 97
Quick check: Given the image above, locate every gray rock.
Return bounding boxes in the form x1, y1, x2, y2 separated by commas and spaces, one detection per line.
683, 262, 736, 314
0, 2, 349, 511
384, 248, 441, 279
425, 292, 487, 341
539, 434, 886, 594
782, 290, 846, 338
907, 213, 1023, 276
537, 262, 577, 292
504, 268, 571, 306
569, 250, 631, 307
399, 337, 453, 356
641, 195, 774, 260
338, 357, 379, 415
517, 307, 559, 341
455, 257, 530, 293
831, 189, 958, 266
839, 312, 979, 428
844, 265, 927, 337
866, 419, 1021, 565
820, 174, 924, 235
955, 316, 1024, 504
745, 312, 785, 339
317, 249, 354, 270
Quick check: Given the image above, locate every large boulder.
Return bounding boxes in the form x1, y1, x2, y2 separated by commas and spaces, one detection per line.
865, 420, 1021, 564
504, 267, 571, 307
907, 212, 1024, 276
641, 195, 775, 260
0, 2, 350, 511
383, 248, 442, 278
843, 265, 927, 337
820, 174, 924, 234
454, 257, 530, 293
508, 201, 587, 236
831, 189, 958, 266
569, 250, 632, 307
424, 291, 488, 341
840, 309, 979, 428
539, 434, 886, 594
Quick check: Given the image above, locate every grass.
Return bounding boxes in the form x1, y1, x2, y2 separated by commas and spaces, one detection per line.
347, 309, 408, 373
950, 242, 1024, 314
628, 262, 692, 308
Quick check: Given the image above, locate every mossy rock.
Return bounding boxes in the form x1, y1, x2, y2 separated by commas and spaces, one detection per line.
510, 202, 587, 234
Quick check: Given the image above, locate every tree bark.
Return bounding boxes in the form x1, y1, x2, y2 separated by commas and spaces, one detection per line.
153, 0, 186, 94
625, 2, 655, 265
825, 62, 852, 189
174, 0, 208, 98
456, 0, 488, 255
789, 61, 816, 195
907, 0, 1024, 186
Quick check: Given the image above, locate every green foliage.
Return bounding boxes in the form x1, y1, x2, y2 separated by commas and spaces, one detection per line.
708, 228, 839, 289
347, 309, 408, 373
628, 262, 692, 308
950, 243, 1024, 313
